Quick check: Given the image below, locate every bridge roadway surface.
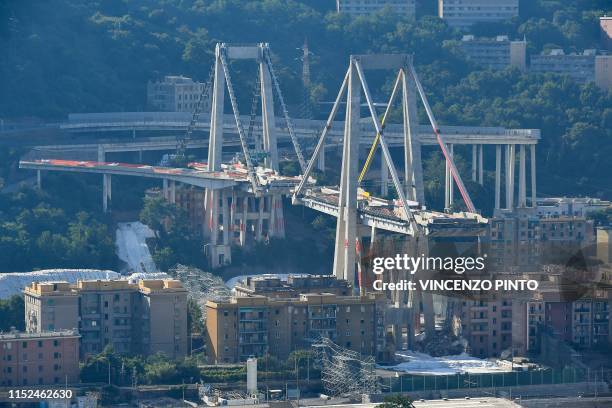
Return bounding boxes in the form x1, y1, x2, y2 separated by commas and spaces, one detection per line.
11, 112, 540, 154
20, 159, 487, 237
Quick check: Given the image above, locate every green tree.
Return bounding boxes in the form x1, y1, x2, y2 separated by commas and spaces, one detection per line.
377, 394, 415, 408
0, 295, 25, 331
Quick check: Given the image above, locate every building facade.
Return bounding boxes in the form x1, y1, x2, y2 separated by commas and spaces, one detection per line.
487, 208, 594, 273
601, 16, 612, 51
536, 197, 611, 218
530, 49, 597, 84
233, 275, 351, 298
0, 330, 80, 387
595, 55, 612, 92
456, 296, 513, 358
459, 35, 527, 70
147, 75, 208, 112
24, 279, 188, 359
205, 293, 378, 363
336, 0, 416, 17
438, 0, 519, 28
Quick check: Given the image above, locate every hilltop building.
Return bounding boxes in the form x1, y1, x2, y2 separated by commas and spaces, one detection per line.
336, 0, 415, 17
233, 275, 351, 298
459, 35, 527, 70
438, 0, 519, 29
0, 330, 80, 387
147, 75, 208, 112
24, 279, 188, 359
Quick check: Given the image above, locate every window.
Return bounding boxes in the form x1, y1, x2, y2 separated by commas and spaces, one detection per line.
37, 341, 43, 348
22, 342, 27, 349
53, 340, 59, 347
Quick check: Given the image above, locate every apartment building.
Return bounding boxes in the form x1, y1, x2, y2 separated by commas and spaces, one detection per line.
336, 0, 416, 18
456, 295, 513, 358
147, 75, 208, 112
205, 293, 377, 363
0, 330, 80, 387
601, 16, 612, 51
459, 35, 526, 70
234, 275, 351, 298
595, 55, 612, 92
487, 208, 594, 273
512, 281, 611, 354
438, 0, 519, 29
24, 279, 188, 359
536, 197, 611, 218
530, 49, 597, 84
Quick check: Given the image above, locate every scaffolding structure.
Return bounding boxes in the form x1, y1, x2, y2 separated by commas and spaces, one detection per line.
313, 337, 378, 397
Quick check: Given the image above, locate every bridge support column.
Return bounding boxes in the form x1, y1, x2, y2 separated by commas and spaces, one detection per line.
472, 145, 477, 182
163, 179, 168, 200
317, 146, 325, 172
530, 145, 537, 207
444, 144, 454, 211
270, 194, 285, 238
204, 188, 232, 268
402, 69, 424, 204
169, 180, 176, 204
505, 144, 515, 209
381, 153, 389, 197
478, 144, 484, 185
97, 145, 105, 163
256, 197, 264, 241
518, 145, 526, 207
239, 196, 248, 246
260, 59, 279, 171
333, 60, 360, 285
102, 174, 112, 213
36, 170, 42, 190
495, 145, 501, 210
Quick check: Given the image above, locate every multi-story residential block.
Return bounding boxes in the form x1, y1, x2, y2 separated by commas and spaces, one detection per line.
530, 49, 597, 84
601, 16, 612, 51
536, 197, 611, 218
459, 35, 527, 70
512, 281, 610, 355
234, 275, 351, 298
336, 0, 416, 18
205, 293, 378, 363
487, 208, 595, 272
0, 330, 80, 387
24, 279, 188, 359
456, 295, 513, 358
147, 75, 208, 112
595, 55, 612, 92
438, 0, 519, 29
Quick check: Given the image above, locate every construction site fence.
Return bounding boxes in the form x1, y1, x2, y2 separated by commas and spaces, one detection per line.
382, 367, 612, 393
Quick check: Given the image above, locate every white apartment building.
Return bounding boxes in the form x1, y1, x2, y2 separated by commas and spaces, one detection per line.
147, 75, 208, 112
439, 0, 519, 28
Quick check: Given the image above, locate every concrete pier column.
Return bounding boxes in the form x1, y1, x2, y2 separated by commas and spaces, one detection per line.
530, 145, 537, 207
402, 68, 424, 204
240, 196, 248, 246
221, 190, 230, 246
444, 144, 454, 211
495, 145, 501, 210
472, 145, 477, 182
102, 174, 112, 213
97, 145, 105, 163
36, 170, 42, 190
260, 60, 279, 171
369, 225, 377, 252
169, 180, 176, 204
381, 153, 389, 197
317, 145, 325, 172
478, 144, 484, 185
163, 179, 169, 200
333, 60, 360, 284
256, 198, 264, 241
505, 145, 515, 209
518, 145, 526, 207
271, 194, 285, 238
138, 149, 143, 163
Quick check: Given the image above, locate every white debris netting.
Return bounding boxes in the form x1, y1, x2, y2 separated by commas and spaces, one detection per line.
0, 269, 120, 299
380, 351, 510, 376
115, 221, 158, 274
0, 270, 172, 299
171, 265, 230, 316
